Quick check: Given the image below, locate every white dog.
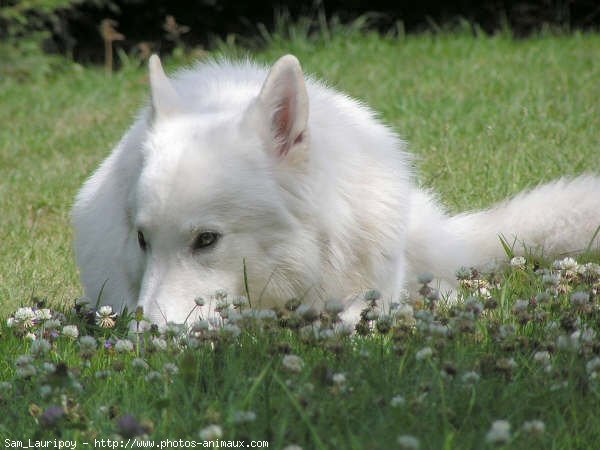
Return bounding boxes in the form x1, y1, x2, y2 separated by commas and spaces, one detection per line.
72, 54, 600, 325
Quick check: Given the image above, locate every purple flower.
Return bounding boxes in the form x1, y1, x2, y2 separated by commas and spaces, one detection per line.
39, 406, 64, 428
117, 414, 145, 438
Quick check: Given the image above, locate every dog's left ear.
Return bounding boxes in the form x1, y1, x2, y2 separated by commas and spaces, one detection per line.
255, 54, 309, 157
149, 54, 182, 119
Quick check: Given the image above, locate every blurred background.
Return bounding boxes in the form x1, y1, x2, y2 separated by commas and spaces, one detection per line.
1, 0, 599, 68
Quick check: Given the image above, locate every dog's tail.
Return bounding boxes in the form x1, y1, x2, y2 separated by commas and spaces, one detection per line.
406, 176, 600, 290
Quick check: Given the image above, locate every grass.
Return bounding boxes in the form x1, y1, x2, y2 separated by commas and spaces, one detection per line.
1, 26, 600, 448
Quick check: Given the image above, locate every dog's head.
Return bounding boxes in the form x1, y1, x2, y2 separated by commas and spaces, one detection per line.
128, 55, 322, 325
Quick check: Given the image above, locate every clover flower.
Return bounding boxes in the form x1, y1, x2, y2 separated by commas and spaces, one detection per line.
282, 354, 304, 373
199, 424, 223, 440
144, 371, 162, 382
131, 358, 149, 371
62, 325, 79, 339
510, 256, 526, 268
231, 410, 257, 424
485, 420, 511, 445
522, 420, 545, 436
461, 371, 480, 385
397, 435, 420, 449
34, 308, 52, 321
96, 305, 117, 328
114, 339, 134, 353
222, 324, 241, 338
332, 372, 346, 386
586, 357, 600, 380
150, 337, 167, 352
163, 363, 179, 376
415, 347, 433, 361
390, 395, 406, 407
533, 351, 551, 366
554, 257, 578, 271
79, 335, 98, 358
14, 307, 36, 328
30, 338, 51, 357
39, 406, 64, 429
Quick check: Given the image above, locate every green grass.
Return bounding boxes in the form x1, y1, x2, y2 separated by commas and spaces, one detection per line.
1, 27, 600, 448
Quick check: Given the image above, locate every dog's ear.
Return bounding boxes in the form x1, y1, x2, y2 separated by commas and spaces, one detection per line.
256, 54, 309, 157
149, 54, 181, 119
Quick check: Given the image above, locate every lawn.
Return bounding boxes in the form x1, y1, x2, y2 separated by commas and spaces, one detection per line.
1, 27, 599, 449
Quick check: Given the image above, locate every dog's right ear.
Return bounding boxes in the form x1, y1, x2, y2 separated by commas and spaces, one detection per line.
149, 54, 182, 120
252, 54, 309, 159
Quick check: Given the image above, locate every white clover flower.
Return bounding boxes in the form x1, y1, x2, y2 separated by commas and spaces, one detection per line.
415, 347, 433, 361
14, 307, 36, 328
62, 325, 79, 339
15, 355, 34, 367
39, 385, 52, 398
114, 339, 134, 353
222, 324, 241, 338
577, 262, 600, 278
522, 420, 545, 435
428, 322, 449, 337
510, 256, 526, 268
145, 371, 162, 382
282, 354, 304, 373
41, 362, 56, 374
557, 334, 579, 352
30, 339, 51, 357
570, 291, 590, 306
232, 410, 257, 424
533, 351, 551, 365
555, 256, 578, 271
131, 358, 149, 371
512, 299, 529, 313
16, 364, 37, 378
586, 357, 600, 378
199, 424, 223, 441
6, 317, 15, 328
397, 434, 420, 449
332, 373, 346, 386
496, 357, 517, 371
96, 305, 117, 328
390, 395, 406, 407
150, 337, 167, 352
461, 371, 481, 385
34, 309, 52, 321
79, 334, 97, 348
163, 363, 179, 375
44, 319, 61, 330
485, 420, 511, 445
98, 305, 113, 316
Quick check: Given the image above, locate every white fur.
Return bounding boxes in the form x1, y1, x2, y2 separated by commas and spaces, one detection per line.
72, 54, 600, 326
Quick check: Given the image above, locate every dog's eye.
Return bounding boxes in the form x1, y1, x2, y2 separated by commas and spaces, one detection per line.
137, 231, 147, 251
192, 231, 220, 251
